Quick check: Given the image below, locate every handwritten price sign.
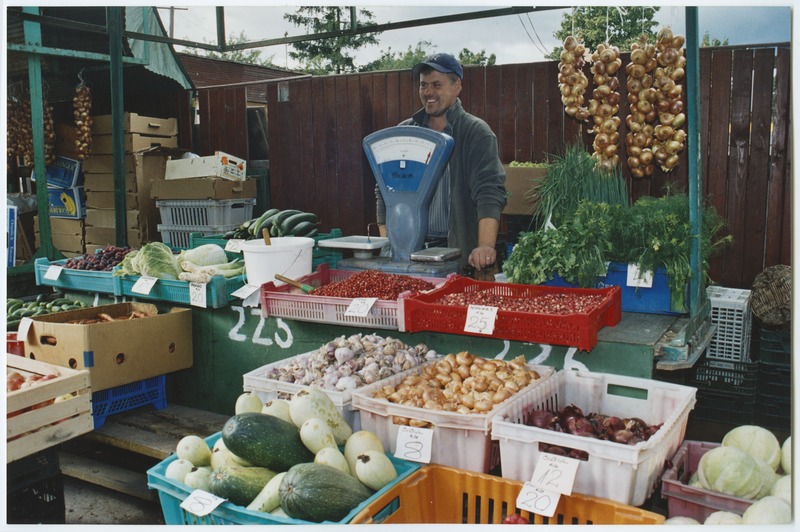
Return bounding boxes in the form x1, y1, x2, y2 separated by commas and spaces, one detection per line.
131, 276, 158, 295
464, 305, 498, 334
44, 265, 64, 280
224, 239, 245, 253
530, 452, 580, 495
393, 425, 433, 463
516, 482, 559, 518
180, 489, 226, 517
189, 282, 207, 308
345, 297, 378, 317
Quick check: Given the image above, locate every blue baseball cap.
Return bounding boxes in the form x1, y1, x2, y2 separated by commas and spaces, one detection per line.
413, 53, 463, 80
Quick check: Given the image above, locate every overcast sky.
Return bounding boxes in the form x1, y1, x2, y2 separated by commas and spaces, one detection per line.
166, 4, 793, 70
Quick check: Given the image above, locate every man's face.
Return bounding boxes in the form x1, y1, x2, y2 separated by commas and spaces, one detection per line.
419, 70, 462, 118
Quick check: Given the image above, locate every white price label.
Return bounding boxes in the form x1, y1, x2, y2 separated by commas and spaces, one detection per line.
393, 425, 433, 463
224, 239, 245, 253
345, 297, 378, 317
179, 489, 226, 517
231, 284, 259, 300
516, 482, 559, 518
44, 265, 63, 280
530, 452, 580, 495
17, 317, 33, 340
131, 276, 158, 295
464, 305, 498, 334
189, 282, 207, 308
626, 263, 654, 288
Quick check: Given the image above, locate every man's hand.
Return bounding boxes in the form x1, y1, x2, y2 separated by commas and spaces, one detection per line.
468, 244, 497, 272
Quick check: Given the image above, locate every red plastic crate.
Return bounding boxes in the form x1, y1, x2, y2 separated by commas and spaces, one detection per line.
398, 277, 621, 351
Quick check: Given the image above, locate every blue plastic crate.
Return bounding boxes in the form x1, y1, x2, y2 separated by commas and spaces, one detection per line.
116, 273, 246, 309
146, 432, 421, 525
541, 262, 686, 315
34, 257, 119, 294
92, 375, 167, 429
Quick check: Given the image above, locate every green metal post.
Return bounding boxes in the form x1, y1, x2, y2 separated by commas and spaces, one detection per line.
107, 7, 127, 246
685, 7, 703, 314
216, 7, 226, 50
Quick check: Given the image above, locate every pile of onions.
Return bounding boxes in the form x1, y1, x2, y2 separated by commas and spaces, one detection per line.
558, 36, 590, 122
624, 39, 659, 178
652, 28, 687, 172
372, 353, 541, 427
6, 93, 55, 167
73, 82, 93, 160
588, 43, 622, 172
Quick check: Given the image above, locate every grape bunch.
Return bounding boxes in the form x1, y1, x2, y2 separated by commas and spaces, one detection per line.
64, 245, 133, 271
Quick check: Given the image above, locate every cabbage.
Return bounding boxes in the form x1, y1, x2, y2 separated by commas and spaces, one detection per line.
179, 244, 228, 267
113, 242, 181, 280
782, 436, 792, 474
663, 516, 700, 525
687, 471, 702, 488
741, 495, 792, 524
703, 511, 742, 525
771, 474, 792, 504
697, 446, 764, 499
722, 425, 781, 471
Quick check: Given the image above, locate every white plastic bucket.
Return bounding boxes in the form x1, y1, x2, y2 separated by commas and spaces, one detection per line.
240, 237, 315, 287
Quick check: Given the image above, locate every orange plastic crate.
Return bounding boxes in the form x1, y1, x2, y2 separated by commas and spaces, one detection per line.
350, 464, 665, 525
399, 277, 621, 351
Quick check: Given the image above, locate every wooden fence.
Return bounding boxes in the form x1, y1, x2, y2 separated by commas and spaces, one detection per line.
196, 44, 791, 290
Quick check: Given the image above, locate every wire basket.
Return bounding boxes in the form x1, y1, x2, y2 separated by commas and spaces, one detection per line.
750, 265, 791, 327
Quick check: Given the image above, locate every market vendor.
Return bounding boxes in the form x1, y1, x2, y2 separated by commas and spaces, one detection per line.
376, 52, 507, 277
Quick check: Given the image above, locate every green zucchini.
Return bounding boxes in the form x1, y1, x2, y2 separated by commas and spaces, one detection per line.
249, 208, 280, 236
271, 209, 303, 236
279, 463, 373, 522
207, 465, 277, 507
279, 212, 318, 237
221, 413, 314, 472
6, 319, 21, 331
287, 221, 318, 237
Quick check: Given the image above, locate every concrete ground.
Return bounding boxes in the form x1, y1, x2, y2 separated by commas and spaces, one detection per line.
63, 476, 165, 525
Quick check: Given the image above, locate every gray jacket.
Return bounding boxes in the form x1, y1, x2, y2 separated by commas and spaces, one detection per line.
381, 98, 507, 269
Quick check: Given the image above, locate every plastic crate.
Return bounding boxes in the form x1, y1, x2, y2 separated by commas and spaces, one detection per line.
34, 256, 118, 294
399, 277, 621, 351
260, 263, 446, 330
156, 198, 255, 226
158, 223, 241, 249
351, 361, 555, 474
116, 273, 245, 309
7, 447, 65, 524
350, 464, 665, 525
686, 356, 758, 393
690, 388, 756, 425
756, 391, 791, 432
758, 360, 792, 396
490, 370, 697, 507
92, 374, 167, 429
757, 327, 791, 365
146, 432, 420, 525
190, 228, 344, 266
706, 286, 753, 362
661, 440, 755, 522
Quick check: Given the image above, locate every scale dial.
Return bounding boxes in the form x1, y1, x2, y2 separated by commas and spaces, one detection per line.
367, 135, 437, 165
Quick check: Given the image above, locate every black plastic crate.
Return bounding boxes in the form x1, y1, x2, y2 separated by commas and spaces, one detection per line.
758, 360, 792, 398
758, 328, 791, 365
691, 388, 757, 425
7, 447, 60, 490
687, 357, 759, 394
757, 392, 792, 433
7, 449, 65, 525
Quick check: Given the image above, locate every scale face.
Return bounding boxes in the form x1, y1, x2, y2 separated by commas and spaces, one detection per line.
363, 126, 455, 262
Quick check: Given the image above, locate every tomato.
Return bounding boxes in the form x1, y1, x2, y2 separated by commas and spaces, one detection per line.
503, 513, 530, 524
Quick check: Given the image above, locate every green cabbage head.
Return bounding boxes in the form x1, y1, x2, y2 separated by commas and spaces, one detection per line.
113, 242, 181, 280
742, 496, 792, 524
697, 446, 765, 499
722, 424, 782, 471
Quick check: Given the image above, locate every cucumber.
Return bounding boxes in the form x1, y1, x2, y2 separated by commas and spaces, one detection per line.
253, 210, 282, 238
7, 301, 23, 314
7, 298, 24, 310
6, 319, 21, 331
270, 210, 304, 236
279, 463, 373, 522
249, 208, 280, 236
279, 213, 318, 237
221, 413, 314, 472
287, 221, 318, 237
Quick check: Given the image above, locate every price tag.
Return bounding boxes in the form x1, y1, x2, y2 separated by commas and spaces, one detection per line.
516, 482, 559, 518
44, 265, 63, 280
464, 305, 498, 334
393, 425, 433, 463
231, 284, 259, 300
189, 282, 207, 308
626, 263, 654, 288
345, 297, 378, 317
224, 239, 245, 253
179, 489, 226, 517
17, 317, 33, 340
131, 276, 158, 295
530, 451, 580, 495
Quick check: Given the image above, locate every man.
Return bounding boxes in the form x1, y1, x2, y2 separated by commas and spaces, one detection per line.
376, 53, 507, 276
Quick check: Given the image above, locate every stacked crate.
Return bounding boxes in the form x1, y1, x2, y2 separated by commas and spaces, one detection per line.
688, 287, 757, 424
83, 113, 178, 250
755, 325, 791, 432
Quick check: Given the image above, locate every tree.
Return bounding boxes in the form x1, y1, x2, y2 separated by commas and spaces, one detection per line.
701, 31, 729, 47
284, 7, 381, 74
183, 31, 277, 67
548, 7, 661, 60
360, 41, 434, 72
458, 48, 496, 67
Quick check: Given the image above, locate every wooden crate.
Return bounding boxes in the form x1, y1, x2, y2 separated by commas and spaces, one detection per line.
7, 357, 93, 463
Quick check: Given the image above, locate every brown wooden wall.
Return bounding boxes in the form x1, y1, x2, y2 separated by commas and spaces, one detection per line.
196, 44, 791, 290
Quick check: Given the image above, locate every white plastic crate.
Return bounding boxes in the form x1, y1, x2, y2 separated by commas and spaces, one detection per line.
351, 361, 555, 474
706, 286, 752, 362
158, 223, 240, 249
490, 370, 697, 507
156, 198, 255, 226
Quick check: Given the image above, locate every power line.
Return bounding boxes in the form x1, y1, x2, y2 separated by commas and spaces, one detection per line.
526, 13, 550, 55
517, 14, 547, 56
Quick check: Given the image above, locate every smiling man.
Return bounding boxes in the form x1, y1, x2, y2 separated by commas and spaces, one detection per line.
376, 53, 507, 277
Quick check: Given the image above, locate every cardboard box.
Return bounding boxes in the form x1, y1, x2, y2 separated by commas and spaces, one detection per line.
165, 151, 246, 181
55, 123, 82, 159
34, 216, 85, 236
47, 186, 86, 219
81, 154, 138, 175
85, 208, 141, 230
20, 302, 193, 392
84, 172, 137, 192
502, 165, 547, 216
92, 113, 178, 137
34, 215, 85, 254
151, 177, 257, 200
30, 156, 84, 188
35, 232, 84, 254
92, 133, 178, 155
85, 226, 147, 248
86, 191, 140, 210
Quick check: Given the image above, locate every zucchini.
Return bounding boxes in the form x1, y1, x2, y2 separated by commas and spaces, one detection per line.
221, 413, 314, 472
279, 463, 373, 522
249, 208, 280, 236
286, 220, 318, 237
253, 210, 282, 238
207, 465, 277, 507
279, 213, 318, 237
245, 471, 286, 513
271, 210, 303, 236
6, 319, 21, 331
7, 301, 23, 315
